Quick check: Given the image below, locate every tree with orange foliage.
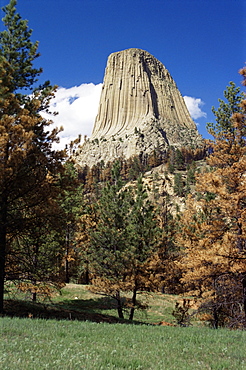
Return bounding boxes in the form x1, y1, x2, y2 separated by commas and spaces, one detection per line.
176, 75, 246, 328
0, 1, 66, 312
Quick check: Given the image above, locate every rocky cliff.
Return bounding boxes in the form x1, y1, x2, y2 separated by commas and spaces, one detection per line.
75, 48, 202, 167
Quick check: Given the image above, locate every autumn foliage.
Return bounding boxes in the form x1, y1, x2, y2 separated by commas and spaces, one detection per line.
175, 77, 246, 328
2, 1, 246, 329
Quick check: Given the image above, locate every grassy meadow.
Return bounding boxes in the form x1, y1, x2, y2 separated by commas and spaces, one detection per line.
1, 284, 246, 369
3, 283, 184, 324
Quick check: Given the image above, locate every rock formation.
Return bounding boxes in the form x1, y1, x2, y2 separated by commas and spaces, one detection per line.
75, 48, 202, 167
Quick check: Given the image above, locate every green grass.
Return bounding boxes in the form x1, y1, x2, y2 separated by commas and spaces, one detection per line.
4, 283, 180, 325
52, 284, 179, 324
2, 284, 246, 369
1, 317, 245, 369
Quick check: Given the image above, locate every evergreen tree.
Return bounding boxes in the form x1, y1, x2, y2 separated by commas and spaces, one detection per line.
127, 176, 160, 320
0, 0, 55, 112
80, 166, 160, 320
174, 173, 184, 197
185, 162, 197, 194
174, 148, 185, 170
176, 78, 246, 328
128, 156, 143, 180
206, 81, 244, 137
7, 201, 65, 302
167, 147, 176, 173
0, 1, 65, 313
59, 162, 84, 284
0, 0, 41, 92
5, 162, 83, 301
86, 163, 131, 318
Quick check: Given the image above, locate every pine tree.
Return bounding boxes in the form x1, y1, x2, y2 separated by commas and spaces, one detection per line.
0, 0, 41, 92
176, 78, 246, 328
127, 176, 161, 320
206, 81, 244, 137
174, 173, 184, 196
0, 0, 55, 112
7, 201, 65, 302
0, 1, 65, 313
79, 165, 160, 320
174, 148, 185, 170
86, 163, 131, 318
59, 162, 84, 284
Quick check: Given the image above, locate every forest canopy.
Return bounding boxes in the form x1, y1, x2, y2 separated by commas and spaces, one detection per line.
0, 0, 245, 327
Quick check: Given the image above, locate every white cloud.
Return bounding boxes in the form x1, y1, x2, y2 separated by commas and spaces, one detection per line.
43, 83, 102, 149
183, 96, 207, 120
43, 86, 206, 150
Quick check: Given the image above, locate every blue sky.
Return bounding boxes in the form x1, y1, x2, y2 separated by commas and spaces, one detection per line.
1, 0, 245, 147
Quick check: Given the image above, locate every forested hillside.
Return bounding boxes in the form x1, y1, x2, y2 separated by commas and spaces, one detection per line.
1, 0, 245, 328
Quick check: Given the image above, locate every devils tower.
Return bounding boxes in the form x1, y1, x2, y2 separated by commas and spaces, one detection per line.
76, 48, 202, 167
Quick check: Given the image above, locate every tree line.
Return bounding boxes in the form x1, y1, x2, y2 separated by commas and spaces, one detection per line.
77, 146, 206, 192
0, 0, 245, 326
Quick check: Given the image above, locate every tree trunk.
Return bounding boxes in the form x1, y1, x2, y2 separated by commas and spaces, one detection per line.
65, 228, 70, 283
237, 224, 246, 320
32, 246, 38, 302
237, 221, 244, 252
242, 274, 246, 318
65, 257, 70, 284
0, 232, 6, 314
213, 305, 219, 329
115, 290, 124, 319
0, 198, 7, 314
212, 278, 219, 329
32, 291, 37, 302
85, 261, 90, 285
129, 287, 137, 321
32, 278, 37, 302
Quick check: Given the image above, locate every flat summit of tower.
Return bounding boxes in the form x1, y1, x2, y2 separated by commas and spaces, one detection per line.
75, 48, 203, 167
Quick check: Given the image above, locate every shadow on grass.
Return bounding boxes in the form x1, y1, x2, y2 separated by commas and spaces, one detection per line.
3, 298, 146, 325
57, 296, 117, 311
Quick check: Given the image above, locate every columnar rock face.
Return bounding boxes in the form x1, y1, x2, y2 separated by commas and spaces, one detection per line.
92, 48, 195, 138
75, 48, 202, 167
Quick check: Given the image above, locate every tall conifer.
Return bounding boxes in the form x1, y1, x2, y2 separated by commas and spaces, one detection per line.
0, 1, 65, 313
82, 165, 160, 320
176, 79, 246, 328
